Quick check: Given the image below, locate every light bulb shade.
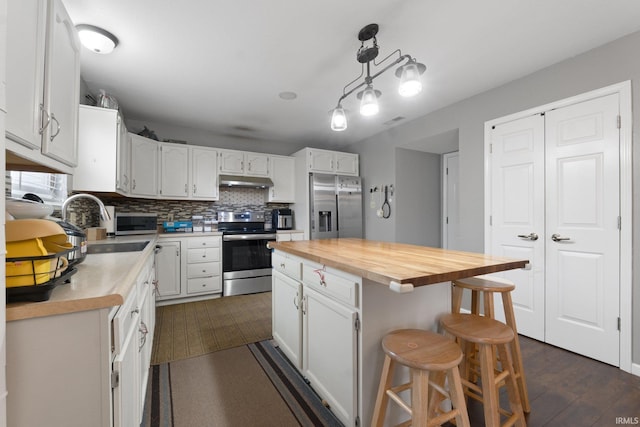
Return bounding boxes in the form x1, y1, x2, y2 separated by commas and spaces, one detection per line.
331, 107, 348, 131
359, 86, 380, 116
396, 60, 426, 97
76, 25, 119, 54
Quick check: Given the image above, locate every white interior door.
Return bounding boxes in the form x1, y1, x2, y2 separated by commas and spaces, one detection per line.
489, 115, 545, 340
443, 152, 459, 249
544, 94, 620, 366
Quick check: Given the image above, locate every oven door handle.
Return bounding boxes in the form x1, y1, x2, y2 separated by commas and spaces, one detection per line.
223, 234, 277, 241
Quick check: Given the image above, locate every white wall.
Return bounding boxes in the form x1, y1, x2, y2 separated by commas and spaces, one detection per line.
395, 148, 441, 247
348, 30, 640, 364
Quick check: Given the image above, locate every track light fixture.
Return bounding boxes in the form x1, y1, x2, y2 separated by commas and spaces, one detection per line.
330, 23, 426, 131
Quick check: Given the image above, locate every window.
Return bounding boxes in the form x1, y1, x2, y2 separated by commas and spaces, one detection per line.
9, 171, 68, 207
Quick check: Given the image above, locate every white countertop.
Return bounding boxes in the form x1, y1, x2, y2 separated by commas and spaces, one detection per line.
7, 235, 159, 321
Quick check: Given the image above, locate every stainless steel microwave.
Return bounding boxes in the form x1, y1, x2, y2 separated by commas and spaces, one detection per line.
115, 213, 158, 235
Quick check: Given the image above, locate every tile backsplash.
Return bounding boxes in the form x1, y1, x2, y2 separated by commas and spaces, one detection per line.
61, 187, 288, 229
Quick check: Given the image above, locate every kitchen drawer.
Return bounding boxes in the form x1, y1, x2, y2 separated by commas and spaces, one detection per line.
187, 237, 220, 249
272, 251, 301, 281
302, 263, 359, 307
112, 288, 140, 356
187, 247, 220, 263
187, 262, 220, 279
187, 276, 221, 294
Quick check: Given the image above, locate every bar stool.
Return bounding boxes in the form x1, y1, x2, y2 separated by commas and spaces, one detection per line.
371, 329, 470, 427
440, 313, 526, 427
451, 275, 530, 413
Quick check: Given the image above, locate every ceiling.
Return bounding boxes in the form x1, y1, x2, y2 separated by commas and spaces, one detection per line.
62, 0, 640, 149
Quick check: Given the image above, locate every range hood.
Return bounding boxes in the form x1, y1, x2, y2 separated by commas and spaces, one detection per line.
219, 174, 273, 188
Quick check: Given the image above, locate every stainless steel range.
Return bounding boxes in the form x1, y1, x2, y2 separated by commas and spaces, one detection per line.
218, 211, 276, 296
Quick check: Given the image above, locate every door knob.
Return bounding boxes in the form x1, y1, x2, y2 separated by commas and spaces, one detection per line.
517, 233, 539, 241
551, 233, 571, 242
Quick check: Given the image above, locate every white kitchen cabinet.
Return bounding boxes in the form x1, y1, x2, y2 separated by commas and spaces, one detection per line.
267, 155, 295, 202
155, 240, 181, 300
245, 151, 270, 176
191, 147, 218, 199
303, 285, 358, 426
73, 105, 130, 194
5, 0, 80, 169
218, 149, 270, 177
272, 269, 302, 369
138, 263, 155, 419
117, 119, 130, 194
159, 143, 189, 198
156, 235, 222, 305
276, 231, 304, 242
297, 148, 359, 176
130, 133, 159, 197
112, 297, 140, 427
6, 249, 156, 427
272, 251, 358, 426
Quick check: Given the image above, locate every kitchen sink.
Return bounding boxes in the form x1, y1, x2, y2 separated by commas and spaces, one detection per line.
86, 240, 150, 254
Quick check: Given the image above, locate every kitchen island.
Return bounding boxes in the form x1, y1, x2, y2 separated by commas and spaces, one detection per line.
269, 238, 528, 427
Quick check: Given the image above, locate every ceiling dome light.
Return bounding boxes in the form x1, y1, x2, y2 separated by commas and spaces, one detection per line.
358, 85, 380, 116
396, 59, 426, 97
331, 106, 347, 131
76, 24, 119, 54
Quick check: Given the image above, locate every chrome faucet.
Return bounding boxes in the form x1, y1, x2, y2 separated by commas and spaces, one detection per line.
61, 193, 111, 223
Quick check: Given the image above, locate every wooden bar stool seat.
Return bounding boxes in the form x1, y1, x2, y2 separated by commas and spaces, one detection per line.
440, 313, 526, 427
452, 275, 531, 413
371, 329, 470, 427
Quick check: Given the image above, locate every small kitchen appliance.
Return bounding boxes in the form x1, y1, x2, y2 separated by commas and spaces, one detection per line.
218, 211, 276, 296
271, 208, 293, 230
100, 206, 116, 236
115, 213, 158, 235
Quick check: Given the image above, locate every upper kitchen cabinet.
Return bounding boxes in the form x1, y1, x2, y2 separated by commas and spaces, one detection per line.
298, 148, 359, 176
73, 105, 130, 194
159, 143, 189, 198
218, 149, 270, 177
191, 146, 218, 200
130, 133, 159, 197
267, 155, 295, 203
6, 0, 80, 170
158, 142, 219, 200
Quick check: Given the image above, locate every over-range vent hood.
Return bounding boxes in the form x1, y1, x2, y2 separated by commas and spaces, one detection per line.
219, 174, 273, 188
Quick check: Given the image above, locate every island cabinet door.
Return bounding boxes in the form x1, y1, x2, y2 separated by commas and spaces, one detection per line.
302, 285, 358, 427
272, 270, 302, 369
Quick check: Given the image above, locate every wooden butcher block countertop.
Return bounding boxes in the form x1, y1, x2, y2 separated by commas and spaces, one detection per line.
269, 238, 528, 288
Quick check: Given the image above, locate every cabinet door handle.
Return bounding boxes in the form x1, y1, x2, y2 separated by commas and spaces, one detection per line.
132, 179, 136, 190
193, 184, 197, 194
185, 183, 188, 194
49, 114, 61, 141
551, 233, 571, 242
517, 232, 538, 241
39, 104, 50, 134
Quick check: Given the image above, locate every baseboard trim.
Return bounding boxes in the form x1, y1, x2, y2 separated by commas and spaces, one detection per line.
631, 362, 640, 377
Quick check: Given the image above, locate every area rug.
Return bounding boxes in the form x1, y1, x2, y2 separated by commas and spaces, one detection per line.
141, 340, 344, 427
151, 292, 272, 364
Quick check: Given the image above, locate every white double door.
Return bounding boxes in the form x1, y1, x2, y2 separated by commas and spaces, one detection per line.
488, 93, 621, 366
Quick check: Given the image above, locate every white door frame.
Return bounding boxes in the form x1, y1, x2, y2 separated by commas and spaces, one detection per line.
442, 151, 459, 249
483, 80, 633, 374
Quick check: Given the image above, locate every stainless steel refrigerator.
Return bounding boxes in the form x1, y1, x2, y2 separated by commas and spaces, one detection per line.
309, 173, 363, 240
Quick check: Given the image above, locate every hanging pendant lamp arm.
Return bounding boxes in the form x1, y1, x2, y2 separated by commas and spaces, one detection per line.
334, 52, 415, 107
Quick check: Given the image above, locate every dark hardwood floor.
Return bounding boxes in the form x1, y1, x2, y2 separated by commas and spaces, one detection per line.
452, 336, 640, 426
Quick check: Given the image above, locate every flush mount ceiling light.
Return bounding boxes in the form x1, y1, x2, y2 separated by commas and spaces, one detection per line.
76, 24, 119, 54
330, 23, 426, 132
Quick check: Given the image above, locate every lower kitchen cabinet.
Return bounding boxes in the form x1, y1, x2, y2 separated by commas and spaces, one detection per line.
275, 230, 304, 242
156, 234, 222, 305
272, 251, 359, 426
6, 250, 156, 427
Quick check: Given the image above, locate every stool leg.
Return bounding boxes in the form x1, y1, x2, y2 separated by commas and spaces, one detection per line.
502, 292, 531, 413
447, 366, 471, 427
452, 284, 463, 313
479, 344, 501, 427
412, 368, 430, 426
496, 344, 526, 427
372, 355, 394, 427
